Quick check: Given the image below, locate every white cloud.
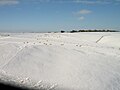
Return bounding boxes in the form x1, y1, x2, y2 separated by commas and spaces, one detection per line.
37, 0, 50, 2
0, 0, 19, 6
73, 0, 111, 4
76, 9, 92, 15
78, 16, 85, 20
1, 0, 119, 6
38, 0, 120, 4
74, 9, 92, 21
1, 0, 118, 5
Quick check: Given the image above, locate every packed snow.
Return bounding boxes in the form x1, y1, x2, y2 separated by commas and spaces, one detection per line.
0, 32, 120, 90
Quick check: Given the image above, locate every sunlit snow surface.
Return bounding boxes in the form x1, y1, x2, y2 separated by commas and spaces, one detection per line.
0, 32, 120, 90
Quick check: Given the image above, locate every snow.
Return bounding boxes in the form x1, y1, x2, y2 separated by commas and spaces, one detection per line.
0, 32, 120, 90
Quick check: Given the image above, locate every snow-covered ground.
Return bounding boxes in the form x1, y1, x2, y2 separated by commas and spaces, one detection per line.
0, 32, 120, 90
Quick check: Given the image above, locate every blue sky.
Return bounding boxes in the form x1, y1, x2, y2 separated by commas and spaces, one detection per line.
0, 0, 120, 32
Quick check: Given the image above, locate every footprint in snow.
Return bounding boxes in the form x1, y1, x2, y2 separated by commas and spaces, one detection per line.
20, 77, 30, 84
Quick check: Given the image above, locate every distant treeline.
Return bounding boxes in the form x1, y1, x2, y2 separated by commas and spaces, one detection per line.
60, 29, 118, 33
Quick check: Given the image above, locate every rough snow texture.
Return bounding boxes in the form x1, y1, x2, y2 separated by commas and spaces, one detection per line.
0, 32, 120, 90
